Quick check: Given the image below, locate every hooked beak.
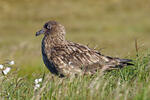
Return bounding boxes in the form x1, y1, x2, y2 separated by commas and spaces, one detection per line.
36, 28, 46, 36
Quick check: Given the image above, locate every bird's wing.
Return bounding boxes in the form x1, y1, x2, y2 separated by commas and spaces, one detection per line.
48, 42, 132, 76
48, 41, 106, 75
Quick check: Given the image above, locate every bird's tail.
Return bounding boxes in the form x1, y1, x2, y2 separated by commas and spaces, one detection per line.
116, 58, 133, 67
101, 56, 133, 71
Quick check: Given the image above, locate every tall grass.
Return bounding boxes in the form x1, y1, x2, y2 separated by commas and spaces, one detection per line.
0, 52, 150, 100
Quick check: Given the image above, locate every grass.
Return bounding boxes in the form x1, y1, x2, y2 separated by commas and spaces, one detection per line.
0, 0, 150, 99
0, 52, 150, 100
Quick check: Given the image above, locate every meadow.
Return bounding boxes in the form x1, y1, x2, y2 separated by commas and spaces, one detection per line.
0, 0, 150, 99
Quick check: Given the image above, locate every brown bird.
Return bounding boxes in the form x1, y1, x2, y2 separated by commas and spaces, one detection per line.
36, 21, 132, 77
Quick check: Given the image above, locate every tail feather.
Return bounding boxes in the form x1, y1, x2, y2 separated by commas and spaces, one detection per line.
118, 58, 133, 66
125, 62, 134, 66
101, 56, 133, 71
118, 59, 132, 63
106, 58, 133, 70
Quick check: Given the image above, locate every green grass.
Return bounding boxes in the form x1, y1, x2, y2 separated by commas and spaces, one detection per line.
0, 0, 150, 99
0, 52, 150, 100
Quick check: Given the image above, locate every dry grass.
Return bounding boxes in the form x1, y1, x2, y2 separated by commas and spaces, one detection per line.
0, 53, 150, 100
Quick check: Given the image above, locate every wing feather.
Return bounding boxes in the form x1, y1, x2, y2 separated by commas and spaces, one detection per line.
47, 42, 102, 75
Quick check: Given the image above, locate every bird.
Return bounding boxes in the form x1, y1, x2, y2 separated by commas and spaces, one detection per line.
36, 20, 132, 77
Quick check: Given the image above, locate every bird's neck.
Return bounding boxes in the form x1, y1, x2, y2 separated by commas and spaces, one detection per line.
44, 33, 66, 48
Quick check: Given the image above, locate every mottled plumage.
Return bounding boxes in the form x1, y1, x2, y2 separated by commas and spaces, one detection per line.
36, 21, 132, 77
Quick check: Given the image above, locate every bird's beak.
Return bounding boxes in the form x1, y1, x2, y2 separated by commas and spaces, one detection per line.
36, 28, 46, 36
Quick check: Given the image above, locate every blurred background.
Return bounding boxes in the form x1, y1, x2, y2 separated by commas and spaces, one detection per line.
0, 0, 150, 76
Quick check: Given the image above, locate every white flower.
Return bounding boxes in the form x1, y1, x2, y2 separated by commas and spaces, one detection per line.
35, 78, 43, 84
2, 67, 11, 75
38, 78, 42, 82
35, 84, 40, 88
34, 78, 43, 90
34, 84, 40, 90
0, 64, 4, 69
35, 79, 39, 84
9, 61, 15, 65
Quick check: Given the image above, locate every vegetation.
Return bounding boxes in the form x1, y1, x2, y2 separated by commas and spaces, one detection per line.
0, 53, 150, 100
0, 0, 150, 99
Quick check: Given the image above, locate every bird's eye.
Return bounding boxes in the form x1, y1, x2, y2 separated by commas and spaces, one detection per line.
44, 23, 51, 30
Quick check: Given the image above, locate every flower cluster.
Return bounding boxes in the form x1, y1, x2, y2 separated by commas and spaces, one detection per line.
0, 60, 15, 75
34, 78, 43, 90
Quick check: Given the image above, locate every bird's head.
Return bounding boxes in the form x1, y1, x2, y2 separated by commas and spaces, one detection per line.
36, 21, 66, 37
